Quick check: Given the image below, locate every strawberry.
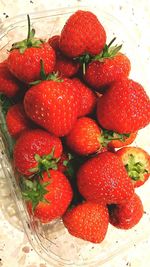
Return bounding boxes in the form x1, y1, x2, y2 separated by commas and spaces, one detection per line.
48, 35, 60, 50
0, 60, 21, 98
63, 201, 109, 243
97, 79, 150, 133
59, 10, 106, 58
13, 129, 62, 176
49, 35, 79, 78
72, 78, 97, 117
77, 152, 134, 204
22, 170, 73, 223
66, 117, 102, 155
101, 128, 137, 149
24, 79, 79, 137
84, 38, 131, 91
54, 52, 79, 78
6, 103, 31, 138
7, 16, 55, 83
108, 193, 143, 229
116, 147, 150, 188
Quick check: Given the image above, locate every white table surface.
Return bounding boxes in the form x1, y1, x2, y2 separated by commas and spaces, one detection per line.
0, 1, 150, 267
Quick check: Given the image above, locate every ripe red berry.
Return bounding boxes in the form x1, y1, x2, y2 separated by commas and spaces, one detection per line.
6, 103, 31, 138
77, 152, 134, 204
66, 117, 102, 155
25, 170, 73, 223
59, 10, 106, 58
13, 129, 62, 176
24, 79, 79, 137
63, 201, 109, 243
84, 53, 131, 91
97, 79, 150, 133
72, 78, 97, 117
109, 193, 144, 229
0, 60, 21, 98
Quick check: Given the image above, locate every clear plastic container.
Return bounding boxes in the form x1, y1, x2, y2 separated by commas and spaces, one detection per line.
0, 6, 150, 267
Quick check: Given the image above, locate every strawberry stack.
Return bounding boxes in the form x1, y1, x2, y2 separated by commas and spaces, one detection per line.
0, 10, 150, 244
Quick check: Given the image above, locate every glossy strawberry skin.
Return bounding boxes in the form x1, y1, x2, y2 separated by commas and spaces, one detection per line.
109, 193, 143, 229
59, 10, 106, 58
13, 129, 62, 176
84, 53, 131, 91
77, 152, 134, 204
66, 117, 102, 155
27, 170, 73, 223
48, 35, 60, 50
48, 35, 79, 78
54, 52, 79, 78
7, 43, 56, 84
0, 60, 21, 97
63, 201, 109, 243
108, 132, 137, 149
72, 78, 97, 117
97, 79, 150, 133
6, 103, 31, 138
24, 80, 79, 137
116, 147, 150, 188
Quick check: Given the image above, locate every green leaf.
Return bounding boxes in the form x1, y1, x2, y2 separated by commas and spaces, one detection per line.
92, 37, 123, 62
28, 147, 59, 177
20, 176, 50, 211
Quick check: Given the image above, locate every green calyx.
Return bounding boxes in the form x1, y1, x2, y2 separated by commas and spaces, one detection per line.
99, 129, 130, 147
125, 154, 148, 182
30, 60, 63, 85
10, 15, 44, 54
93, 37, 122, 62
20, 177, 50, 211
63, 153, 75, 178
74, 37, 122, 74
29, 147, 60, 178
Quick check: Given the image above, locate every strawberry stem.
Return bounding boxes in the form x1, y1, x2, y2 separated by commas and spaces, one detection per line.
27, 14, 31, 42
10, 15, 44, 54
30, 60, 63, 85
107, 37, 116, 48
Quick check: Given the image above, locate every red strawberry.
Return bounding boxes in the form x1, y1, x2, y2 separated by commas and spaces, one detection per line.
66, 117, 102, 155
72, 78, 97, 117
84, 52, 130, 91
97, 79, 150, 133
59, 10, 106, 58
77, 152, 134, 204
116, 147, 150, 188
108, 193, 143, 229
7, 16, 55, 83
6, 103, 31, 138
49, 35, 79, 78
24, 79, 79, 136
23, 170, 73, 223
48, 35, 60, 50
54, 52, 79, 78
63, 201, 109, 243
13, 129, 62, 176
0, 60, 21, 98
